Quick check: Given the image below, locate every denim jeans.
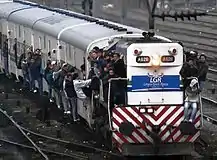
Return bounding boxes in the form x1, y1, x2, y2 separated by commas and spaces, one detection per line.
53, 89, 62, 107
3, 57, 9, 75
22, 71, 29, 88
29, 75, 43, 96
184, 101, 197, 121
48, 85, 52, 99
68, 97, 79, 121
61, 91, 68, 112
199, 81, 205, 90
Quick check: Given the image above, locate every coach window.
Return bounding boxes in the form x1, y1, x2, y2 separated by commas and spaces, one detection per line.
43, 35, 46, 49
69, 45, 72, 59
39, 36, 42, 49
18, 25, 21, 38
23, 30, 26, 41
0, 32, 2, 49
48, 40, 51, 52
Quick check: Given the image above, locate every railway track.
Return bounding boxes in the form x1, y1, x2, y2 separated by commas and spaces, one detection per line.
0, 108, 90, 160
0, 107, 124, 160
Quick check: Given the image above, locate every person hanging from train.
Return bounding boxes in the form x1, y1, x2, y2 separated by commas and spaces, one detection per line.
18, 47, 32, 89
28, 48, 43, 95
53, 62, 68, 110
112, 52, 127, 105
13, 38, 18, 66
106, 68, 119, 107
63, 73, 80, 121
183, 78, 200, 123
73, 72, 92, 106
3, 39, 9, 77
179, 57, 198, 90
96, 49, 106, 70
197, 53, 208, 90
43, 60, 54, 102
52, 61, 61, 109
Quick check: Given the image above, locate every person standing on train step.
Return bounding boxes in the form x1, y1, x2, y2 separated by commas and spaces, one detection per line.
28, 49, 43, 95
198, 54, 209, 90
44, 60, 54, 102
113, 52, 126, 78
3, 39, 9, 77
63, 73, 80, 121
53, 63, 68, 110
73, 72, 92, 105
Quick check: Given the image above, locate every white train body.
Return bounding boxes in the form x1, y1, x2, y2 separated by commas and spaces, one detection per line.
0, 0, 202, 156
127, 43, 183, 105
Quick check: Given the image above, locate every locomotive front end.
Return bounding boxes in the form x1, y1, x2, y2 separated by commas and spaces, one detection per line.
111, 42, 201, 156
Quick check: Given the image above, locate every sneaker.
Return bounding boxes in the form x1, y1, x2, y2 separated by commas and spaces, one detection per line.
66, 111, 71, 114
33, 90, 37, 93
189, 119, 193, 123
49, 99, 54, 103
64, 111, 67, 114
183, 119, 188, 122
57, 105, 61, 109
75, 118, 80, 121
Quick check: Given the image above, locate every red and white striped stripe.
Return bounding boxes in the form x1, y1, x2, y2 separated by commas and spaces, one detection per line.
112, 106, 201, 149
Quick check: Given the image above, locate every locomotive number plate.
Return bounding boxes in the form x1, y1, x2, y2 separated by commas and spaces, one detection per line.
161, 56, 175, 63
136, 56, 150, 63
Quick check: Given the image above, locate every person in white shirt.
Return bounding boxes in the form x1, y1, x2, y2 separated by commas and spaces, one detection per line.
72, 73, 91, 100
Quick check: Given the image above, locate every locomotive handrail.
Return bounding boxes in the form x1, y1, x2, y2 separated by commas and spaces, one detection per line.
108, 78, 128, 130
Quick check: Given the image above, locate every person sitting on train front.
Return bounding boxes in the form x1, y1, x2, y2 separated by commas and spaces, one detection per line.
179, 58, 198, 90
183, 78, 200, 123
197, 53, 208, 90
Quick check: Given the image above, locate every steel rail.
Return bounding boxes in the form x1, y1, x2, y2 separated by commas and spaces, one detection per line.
0, 138, 88, 160
20, 126, 123, 158
202, 96, 217, 125
0, 108, 49, 160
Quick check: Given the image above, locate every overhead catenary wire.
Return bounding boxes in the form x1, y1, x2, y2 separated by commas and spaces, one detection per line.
0, 108, 49, 160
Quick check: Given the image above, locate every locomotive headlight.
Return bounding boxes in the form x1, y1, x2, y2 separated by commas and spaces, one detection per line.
151, 55, 161, 66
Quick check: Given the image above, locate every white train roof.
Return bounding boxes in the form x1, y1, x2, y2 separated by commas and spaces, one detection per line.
0, 0, 147, 50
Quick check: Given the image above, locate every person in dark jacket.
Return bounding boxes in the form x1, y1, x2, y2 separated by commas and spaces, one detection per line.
198, 54, 208, 90
63, 73, 80, 121
53, 63, 68, 110
113, 53, 127, 104
3, 39, 9, 76
180, 58, 198, 90
113, 52, 126, 78
44, 60, 54, 102
28, 49, 43, 95
13, 38, 18, 66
